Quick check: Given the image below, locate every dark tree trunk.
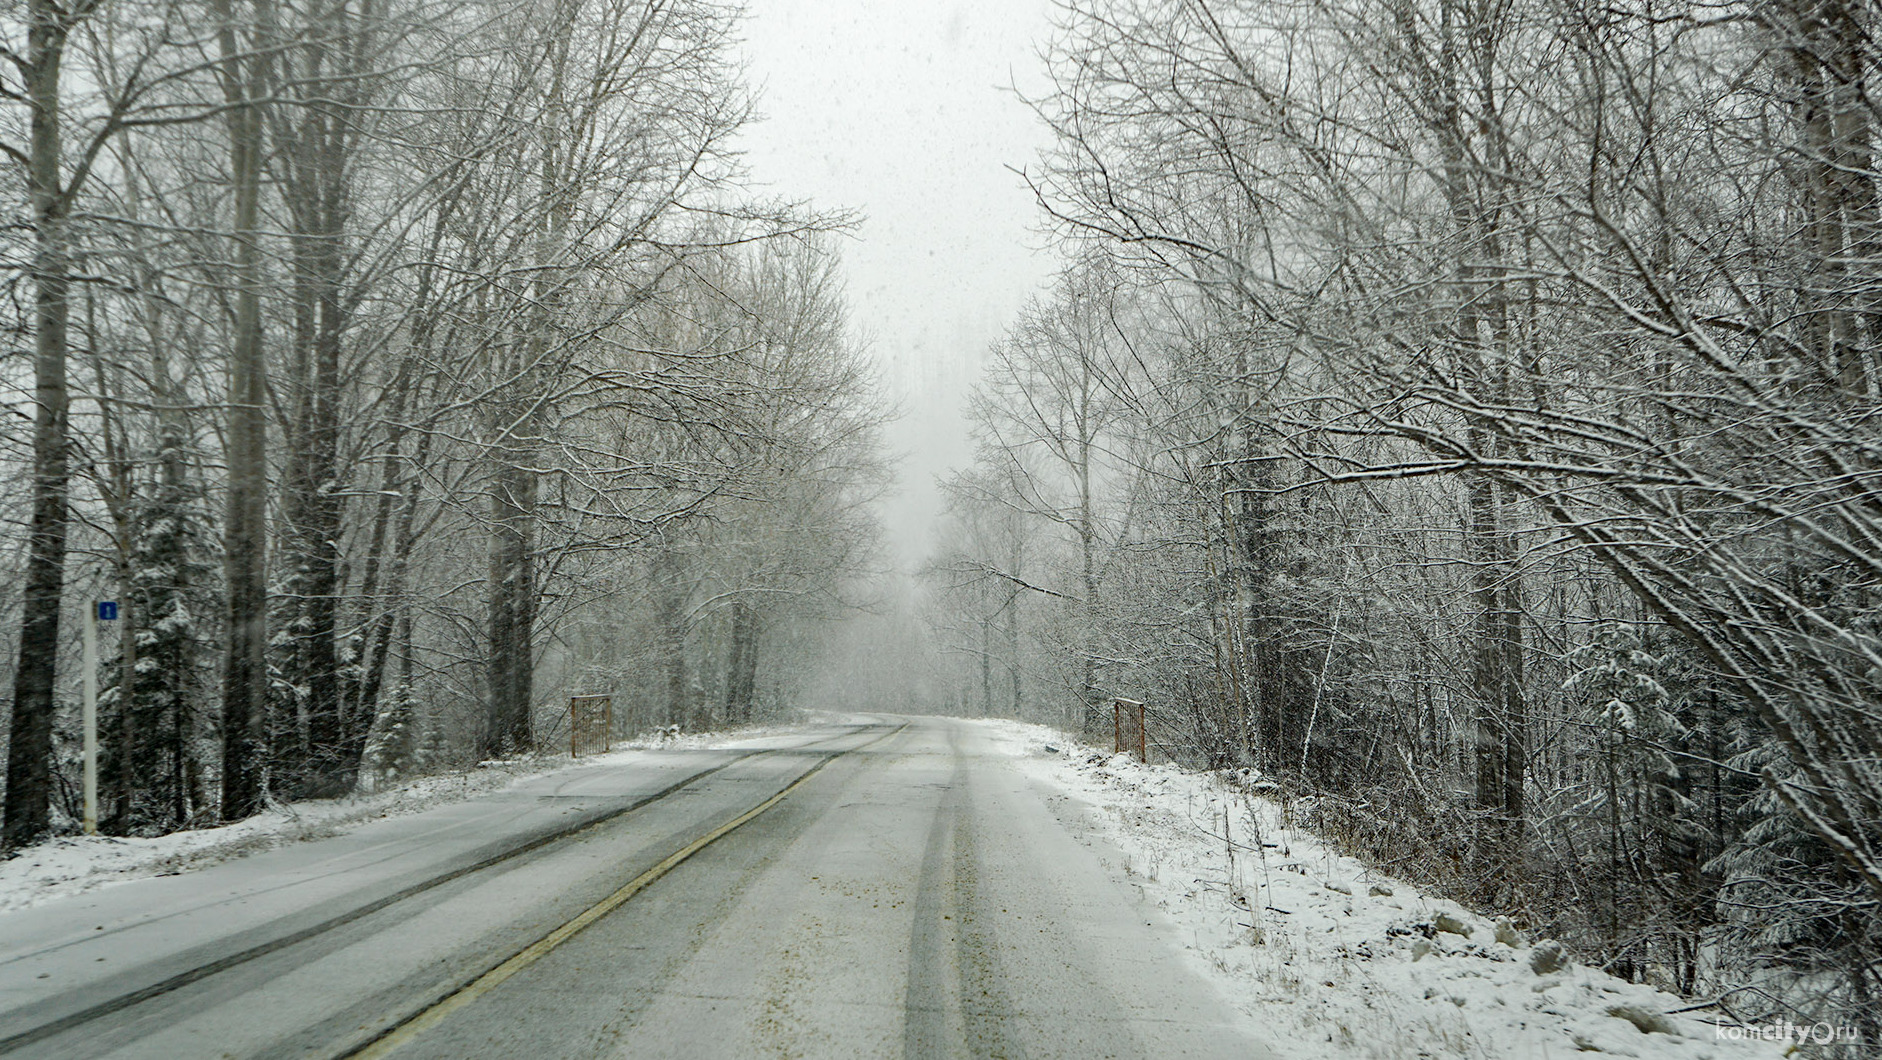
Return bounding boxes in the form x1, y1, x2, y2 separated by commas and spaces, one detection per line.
1468, 473, 1509, 820
353, 420, 430, 744
1078, 451, 1101, 734
979, 580, 993, 717
273, 0, 360, 797
1414, 0, 1526, 873
483, 460, 537, 756
3, 1, 73, 852
722, 598, 758, 724
1770, 0, 1879, 392
218, 0, 271, 822
1006, 590, 1021, 717
110, 566, 136, 833
278, 248, 345, 794
655, 546, 689, 728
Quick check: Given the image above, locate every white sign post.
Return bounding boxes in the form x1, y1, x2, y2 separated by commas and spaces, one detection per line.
83, 601, 117, 837
82, 604, 98, 836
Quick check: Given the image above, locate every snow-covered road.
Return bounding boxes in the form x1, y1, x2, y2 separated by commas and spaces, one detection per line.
0, 716, 1269, 1059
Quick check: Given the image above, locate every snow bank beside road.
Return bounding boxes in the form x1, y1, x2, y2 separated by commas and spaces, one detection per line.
979, 719, 1787, 1060
0, 717, 815, 916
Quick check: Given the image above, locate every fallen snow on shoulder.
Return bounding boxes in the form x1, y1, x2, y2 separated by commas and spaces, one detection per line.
976, 718, 1787, 1060
0, 717, 816, 916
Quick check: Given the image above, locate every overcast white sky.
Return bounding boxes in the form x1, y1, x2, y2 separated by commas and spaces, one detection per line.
734, 1, 1060, 568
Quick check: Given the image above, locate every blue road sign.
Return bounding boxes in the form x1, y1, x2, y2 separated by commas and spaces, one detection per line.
96, 601, 118, 621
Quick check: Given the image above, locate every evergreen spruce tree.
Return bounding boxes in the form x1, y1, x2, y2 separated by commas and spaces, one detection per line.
357, 682, 420, 794
103, 426, 214, 832
1563, 626, 1711, 981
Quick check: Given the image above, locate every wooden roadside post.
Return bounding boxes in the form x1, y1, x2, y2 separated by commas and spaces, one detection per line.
569, 694, 613, 757
1113, 698, 1146, 763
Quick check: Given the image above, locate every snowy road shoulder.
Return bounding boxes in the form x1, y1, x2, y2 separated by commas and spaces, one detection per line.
976, 719, 1790, 1060
0, 716, 826, 916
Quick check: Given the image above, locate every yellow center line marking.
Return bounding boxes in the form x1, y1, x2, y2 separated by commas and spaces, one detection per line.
350, 728, 899, 1059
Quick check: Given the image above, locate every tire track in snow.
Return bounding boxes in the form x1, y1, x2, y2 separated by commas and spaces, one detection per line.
0, 721, 894, 1057
904, 724, 1027, 1060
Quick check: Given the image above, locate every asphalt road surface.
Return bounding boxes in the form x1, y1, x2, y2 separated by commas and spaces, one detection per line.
0, 715, 1271, 1059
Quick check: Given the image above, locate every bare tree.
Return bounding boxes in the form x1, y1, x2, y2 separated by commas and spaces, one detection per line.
2, 0, 215, 846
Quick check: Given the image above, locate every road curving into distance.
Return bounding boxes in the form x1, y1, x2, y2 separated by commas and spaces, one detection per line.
0, 715, 1269, 1059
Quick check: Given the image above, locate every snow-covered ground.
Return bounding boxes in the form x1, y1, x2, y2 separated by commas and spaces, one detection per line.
0, 713, 1816, 1059
0, 719, 809, 916
981, 719, 1793, 1060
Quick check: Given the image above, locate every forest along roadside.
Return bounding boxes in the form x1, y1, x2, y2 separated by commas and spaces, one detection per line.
979, 720, 1795, 1060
